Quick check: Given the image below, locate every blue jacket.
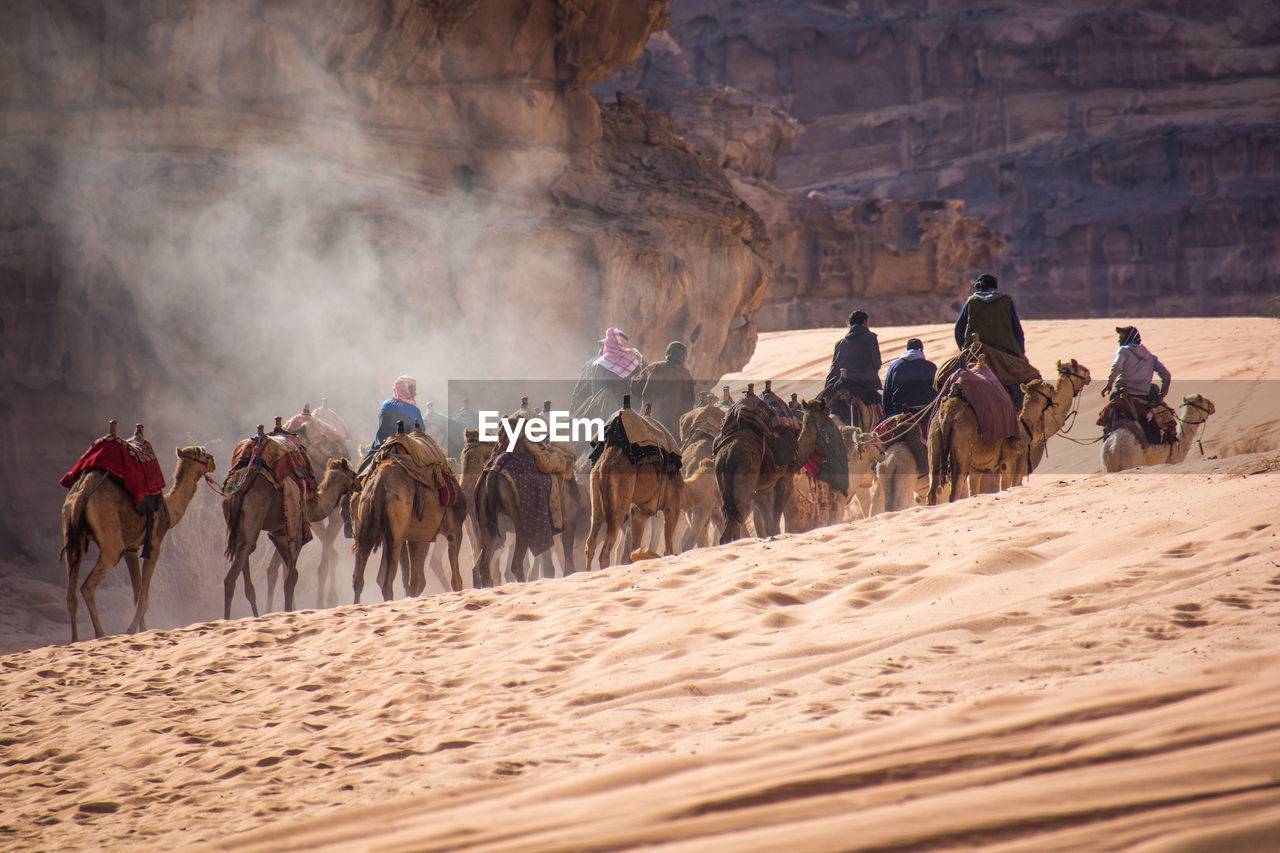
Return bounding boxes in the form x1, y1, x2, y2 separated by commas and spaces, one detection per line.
883, 352, 938, 415
373, 398, 423, 448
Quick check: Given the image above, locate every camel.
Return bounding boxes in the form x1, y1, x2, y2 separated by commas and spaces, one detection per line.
1101, 393, 1215, 472
840, 425, 883, 519
351, 457, 467, 603
223, 456, 357, 618
472, 461, 583, 586
262, 431, 353, 612
871, 441, 928, 514
926, 376, 1057, 505
715, 397, 830, 544
61, 445, 216, 642
583, 446, 700, 570
1028, 359, 1092, 472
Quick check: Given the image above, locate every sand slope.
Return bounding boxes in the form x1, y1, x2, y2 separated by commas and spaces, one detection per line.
3, 318, 1279, 850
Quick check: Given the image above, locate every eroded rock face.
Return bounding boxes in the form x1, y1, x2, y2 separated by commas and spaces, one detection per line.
598, 32, 1001, 329
666, 0, 1280, 317
0, 0, 773, 561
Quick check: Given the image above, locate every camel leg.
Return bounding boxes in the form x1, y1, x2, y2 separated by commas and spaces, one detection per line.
559, 516, 576, 577
124, 549, 143, 609
80, 544, 124, 640
352, 543, 374, 604
445, 530, 463, 592
662, 507, 679, 556
64, 542, 86, 643
407, 541, 428, 597
507, 533, 528, 583
473, 529, 495, 589
379, 533, 402, 601
268, 534, 298, 612
125, 548, 156, 634
597, 514, 621, 570
627, 511, 650, 562
264, 551, 281, 613
314, 517, 340, 609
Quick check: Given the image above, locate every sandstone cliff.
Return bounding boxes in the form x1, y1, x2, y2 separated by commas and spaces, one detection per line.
0, 0, 771, 561
666, 0, 1280, 317
599, 32, 1002, 329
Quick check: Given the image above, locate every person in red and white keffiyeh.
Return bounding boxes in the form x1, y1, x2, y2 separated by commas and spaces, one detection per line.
594, 327, 640, 378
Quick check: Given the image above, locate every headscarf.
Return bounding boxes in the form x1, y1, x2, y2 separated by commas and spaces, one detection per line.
392, 375, 417, 404
1116, 326, 1141, 347
594, 328, 640, 378
664, 341, 688, 366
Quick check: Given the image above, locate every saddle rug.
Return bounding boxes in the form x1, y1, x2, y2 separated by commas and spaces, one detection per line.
1098, 396, 1177, 447
224, 432, 316, 553
941, 365, 1020, 445
61, 433, 166, 511
679, 403, 725, 446
487, 448, 558, 556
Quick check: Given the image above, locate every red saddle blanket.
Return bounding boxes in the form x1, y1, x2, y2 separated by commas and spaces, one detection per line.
1098, 396, 1177, 446
61, 434, 166, 509
228, 433, 315, 494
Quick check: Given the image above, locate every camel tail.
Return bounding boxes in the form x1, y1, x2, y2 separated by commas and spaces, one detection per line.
62, 470, 107, 570
475, 472, 503, 543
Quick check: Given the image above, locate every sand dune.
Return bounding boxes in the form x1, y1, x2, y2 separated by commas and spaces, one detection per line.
3, 318, 1279, 850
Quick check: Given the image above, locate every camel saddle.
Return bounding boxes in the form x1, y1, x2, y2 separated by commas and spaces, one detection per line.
591, 409, 682, 471
223, 432, 315, 552
61, 433, 166, 512
939, 366, 1020, 445
873, 413, 930, 473
1098, 393, 1177, 448
369, 429, 458, 508
680, 403, 725, 446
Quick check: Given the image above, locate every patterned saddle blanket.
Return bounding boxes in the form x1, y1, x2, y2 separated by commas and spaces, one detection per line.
61, 433, 166, 511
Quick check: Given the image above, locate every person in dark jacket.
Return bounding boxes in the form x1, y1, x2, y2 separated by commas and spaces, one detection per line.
824, 309, 882, 425
883, 338, 937, 416
954, 273, 1036, 407
632, 341, 697, 437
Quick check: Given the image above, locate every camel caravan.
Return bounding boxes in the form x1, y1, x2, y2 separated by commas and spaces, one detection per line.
58, 297, 1216, 641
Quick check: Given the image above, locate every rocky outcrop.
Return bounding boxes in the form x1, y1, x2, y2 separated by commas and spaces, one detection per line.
598, 32, 1001, 329
0, 0, 772, 561
666, 0, 1280, 317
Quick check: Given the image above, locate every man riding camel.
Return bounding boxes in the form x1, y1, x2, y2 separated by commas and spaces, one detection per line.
1098, 326, 1176, 445
632, 341, 697, 437
883, 338, 937, 418
571, 327, 645, 418
372, 375, 423, 451
954, 273, 1039, 406
824, 309, 882, 429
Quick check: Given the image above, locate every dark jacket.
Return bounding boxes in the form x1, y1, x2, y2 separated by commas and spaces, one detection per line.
883, 352, 938, 415
955, 291, 1025, 355
825, 326, 882, 385
633, 360, 696, 438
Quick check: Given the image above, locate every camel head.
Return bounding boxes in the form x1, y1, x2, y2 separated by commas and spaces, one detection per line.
465, 429, 480, 445
1020, 379, 1058, 420
176, 445, 216, 473
324, 457, 359, 491
1180, 394, 1215, 424
1056, 359, 1091, 394
839, 425, 882, 461
799, 396, 831, 421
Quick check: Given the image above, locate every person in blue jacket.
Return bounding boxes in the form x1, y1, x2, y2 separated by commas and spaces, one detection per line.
883, 338, 938, 417
372, 375, 423, 450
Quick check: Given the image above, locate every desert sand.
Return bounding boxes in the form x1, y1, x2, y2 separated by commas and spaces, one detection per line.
3, 318, 1279, 851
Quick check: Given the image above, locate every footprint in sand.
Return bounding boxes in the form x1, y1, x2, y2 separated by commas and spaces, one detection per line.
1213, 594, 1254, 610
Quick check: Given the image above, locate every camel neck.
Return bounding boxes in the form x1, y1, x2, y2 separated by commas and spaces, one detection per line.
164, 460, 202, 527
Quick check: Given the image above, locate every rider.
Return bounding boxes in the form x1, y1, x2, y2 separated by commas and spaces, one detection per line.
571, 327, 642, 415
954, 273, 1035, 405
372, 375, 423, 450
632, 341, 697, 437
1100, 326, 1171, 401
1099, 326, 1175, 443
823, 309, 882, 427
882, 338, 937, 417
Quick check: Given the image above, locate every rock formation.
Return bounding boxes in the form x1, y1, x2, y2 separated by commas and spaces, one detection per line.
599, 32, 1002, 330
0, 0, 773, 562
665, 0, 1280, 317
